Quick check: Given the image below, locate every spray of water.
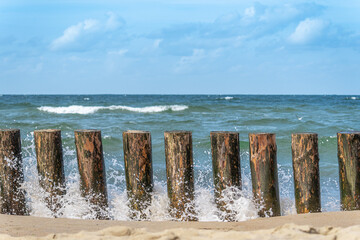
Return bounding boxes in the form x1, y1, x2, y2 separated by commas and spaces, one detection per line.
16, 132, 338, 221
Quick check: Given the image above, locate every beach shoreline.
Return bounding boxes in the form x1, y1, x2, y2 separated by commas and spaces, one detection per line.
1, 211, 360, 238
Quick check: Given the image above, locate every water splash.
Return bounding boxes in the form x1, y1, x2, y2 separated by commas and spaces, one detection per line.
17, 132, 339, 221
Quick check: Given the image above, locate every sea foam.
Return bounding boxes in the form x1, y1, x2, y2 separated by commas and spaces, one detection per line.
38, 105, 189, 114
345, 96, 359, 100
223, 96, 233, 100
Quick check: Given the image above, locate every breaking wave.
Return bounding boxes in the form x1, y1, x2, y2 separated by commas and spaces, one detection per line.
38, 105, 189, 114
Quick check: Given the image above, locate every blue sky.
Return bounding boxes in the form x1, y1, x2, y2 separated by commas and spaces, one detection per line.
1, 0, 360, 94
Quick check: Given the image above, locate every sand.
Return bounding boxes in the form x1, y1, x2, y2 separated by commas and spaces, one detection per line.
0, 211, 359, 239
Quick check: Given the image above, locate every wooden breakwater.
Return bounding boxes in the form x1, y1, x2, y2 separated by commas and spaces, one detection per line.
0, 129, 359, 221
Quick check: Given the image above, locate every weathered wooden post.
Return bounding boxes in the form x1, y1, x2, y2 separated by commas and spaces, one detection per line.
291, 133, 321, 214
210, 131, 241, 221
123, 130, 153, 220
0, 129, 27, 215
34, 129, 65, 216
164, 131, 197, 221
337, 132, 360, 210
249, 133, 280, 217
74, 130, 108, 219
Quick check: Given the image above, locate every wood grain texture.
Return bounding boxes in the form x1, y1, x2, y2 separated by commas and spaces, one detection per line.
123, 130, 153, 220
0, 129, 27, 215
164, 131, 197, 221
292, 133, 321, 214
74, 130, 108, 220
210, 131, 241, 221
337, 132, 360, 210
34, 129, 65, 216
249, 133, 280, 217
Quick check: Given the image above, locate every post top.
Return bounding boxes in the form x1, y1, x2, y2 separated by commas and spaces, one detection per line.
124, 130, 150, 134
338, 131, 360, 135
210, 131, 239, 135
74, 129, 101, 133
292, 132, 318, 136
0, 129, 20, 132
164, 130, 192, 134
34, 129, 60, 133
249, 132, 275, 136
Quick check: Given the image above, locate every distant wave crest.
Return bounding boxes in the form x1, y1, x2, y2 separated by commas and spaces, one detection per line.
346, 96, 359, 100
38, 105, 189, 114
222, 96, 233, 100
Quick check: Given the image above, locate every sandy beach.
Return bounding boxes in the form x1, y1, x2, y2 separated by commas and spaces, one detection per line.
0, 211, 359, 239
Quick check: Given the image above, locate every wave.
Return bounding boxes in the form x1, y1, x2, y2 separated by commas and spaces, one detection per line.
38, 105, 189, 114
222, 96, 233, 100
345, 96, 359, 100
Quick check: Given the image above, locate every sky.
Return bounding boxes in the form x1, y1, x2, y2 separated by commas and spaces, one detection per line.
1, 0, 360, 94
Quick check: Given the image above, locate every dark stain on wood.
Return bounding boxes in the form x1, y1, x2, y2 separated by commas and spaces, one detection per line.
249, 133, 280, 217
123, 130, 153, 220
337, 132, 360, 210
34, 129, 65, 216
292, 133, 321, 214
164, 131, 197, 221
0, 129, 27, 215
74, 130, 109, 219
210, 131, 241, 221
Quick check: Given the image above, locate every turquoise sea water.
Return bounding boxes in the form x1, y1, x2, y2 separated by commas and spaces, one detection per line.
1, 95, 359, 220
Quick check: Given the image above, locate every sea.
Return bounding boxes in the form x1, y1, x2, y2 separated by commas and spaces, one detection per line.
0, 94, 359, 221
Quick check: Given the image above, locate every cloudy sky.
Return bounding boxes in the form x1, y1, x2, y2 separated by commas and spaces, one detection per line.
1, 0, 359, 94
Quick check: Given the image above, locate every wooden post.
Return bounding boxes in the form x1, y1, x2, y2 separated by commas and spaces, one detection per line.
74, 130, 108, 219
249, 133, 280, 217
337, 132, 360, 210
0, 129, 27, 215
210, 131, 241, 221
164, 131, 197, 221
34, 129, 65, 216
123, 130, 153, 220
291, 133, 321, 214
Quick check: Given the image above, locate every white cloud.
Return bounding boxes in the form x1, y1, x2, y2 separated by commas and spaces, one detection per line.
50, 19, 99, 50
50, 12, 125, 51
244, 7, 255, 18
174, 48, 223, 73
105, 12, 125, 30
179, 49, 205, 64
289, 18, 326, 44
175, 49, 205, 72
154, 2, 327, 55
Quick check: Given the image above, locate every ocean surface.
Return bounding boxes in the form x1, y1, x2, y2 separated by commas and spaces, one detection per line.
1, 94, 359, 221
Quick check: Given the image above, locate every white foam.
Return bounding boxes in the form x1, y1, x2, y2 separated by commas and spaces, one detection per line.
38, 105, 189, 114
19, 133, 314, 222
223, 96, 233, 100
346, 96, 359, 100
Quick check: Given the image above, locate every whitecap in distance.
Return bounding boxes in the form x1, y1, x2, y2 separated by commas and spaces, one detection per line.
38, 105, 189, 114
223, 96, 233, 100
